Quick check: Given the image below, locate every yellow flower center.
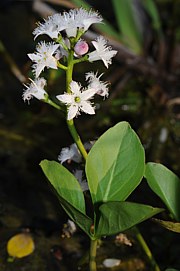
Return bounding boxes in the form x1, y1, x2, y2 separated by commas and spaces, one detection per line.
74, 96, 81, 103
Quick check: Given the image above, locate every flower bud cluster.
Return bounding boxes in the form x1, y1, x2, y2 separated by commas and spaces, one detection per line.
23, 8, 117, 120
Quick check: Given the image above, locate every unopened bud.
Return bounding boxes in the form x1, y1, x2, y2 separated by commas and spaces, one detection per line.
74, 40, 89, 56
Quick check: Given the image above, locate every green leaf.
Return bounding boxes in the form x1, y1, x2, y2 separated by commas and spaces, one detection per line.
153, 218, 180, 233
86, 122, 145, 204
56, 194, 93, 238
145, 162, 180, 221
142, 0, 162, 36
40, 160, 93, 237
112, 0, 143, 54
95, 201, 162, 238
40, 160, 85, 213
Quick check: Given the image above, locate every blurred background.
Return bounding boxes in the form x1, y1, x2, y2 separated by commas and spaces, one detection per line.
0, 0, 180, 270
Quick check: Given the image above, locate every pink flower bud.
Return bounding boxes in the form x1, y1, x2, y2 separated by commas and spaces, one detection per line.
74, 40, 89, 56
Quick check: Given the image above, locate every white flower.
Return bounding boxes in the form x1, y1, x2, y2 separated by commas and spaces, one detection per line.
56, 81, 96, 120
33, 15, 63, 39
58, 143, 82, 164
59, 8, 103, 37
75, 8, 102, 31
33, 9, 102, 39
58, 141, 94, 164
74, 170, 89, 192
88, 36, 117, 68
22, 77, 47, 102
28, 41, 59, 77
86, 72, 109, 98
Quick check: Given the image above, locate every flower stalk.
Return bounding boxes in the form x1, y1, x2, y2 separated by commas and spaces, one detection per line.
64, 50, 87, 159
89, 239, 98, 271
45, 98, 63, 111
67, 118, 88, 160
133, 227, 161, 271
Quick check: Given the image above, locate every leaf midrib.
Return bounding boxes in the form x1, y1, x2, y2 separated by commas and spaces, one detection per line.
102, 126, 129, 201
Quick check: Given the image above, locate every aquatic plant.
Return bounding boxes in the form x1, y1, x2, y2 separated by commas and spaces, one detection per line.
23, 7, 180, 271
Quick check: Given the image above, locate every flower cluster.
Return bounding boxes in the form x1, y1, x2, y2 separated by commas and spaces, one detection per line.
23, 8, 117, 120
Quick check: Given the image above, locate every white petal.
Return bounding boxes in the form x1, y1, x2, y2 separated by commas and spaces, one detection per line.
67, 104, 79, 120
70, 81, 81, 95
83, 17, 102, 31
80, 181, 89, 192
88, 51, 101, 62
33, 87, 46, 100
28, 53, 40, 61
101, 50, 117, 68
58, 143, 81, 163
34, 63, 45, 78
46, 56, 58, 69
47, 43, 60, 55
58, 146, 75, 163
66, 27, 77, 37
101, 58, 109, 68
56, 94, 73, 104
70, 144, 82, 162
91, 40, 100, 51
80, 101, 95, 115
22, 78, 47, 102
81, 88, 96, 100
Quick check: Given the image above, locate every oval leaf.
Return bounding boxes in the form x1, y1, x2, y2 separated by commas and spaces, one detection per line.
145, 162, 180, 221
7, 233, 35, 258
95, 201, 162, 238
86, 122, 145, 204
40, 160, 93, 237
40, 160, 85, 214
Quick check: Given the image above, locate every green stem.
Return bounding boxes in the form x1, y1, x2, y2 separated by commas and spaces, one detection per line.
66, 51, 87, 160
67, 118, 88, 160
66, 51, 74, 93
89, 239, 98, 271
65, 50, 97, 268
134, 227, 161, 271
73, 55, 88, 65
57, 61, 68, 70
46, 98, 63, 111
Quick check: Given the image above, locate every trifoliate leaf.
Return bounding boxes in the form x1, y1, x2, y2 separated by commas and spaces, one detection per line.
7, 233, 35, 258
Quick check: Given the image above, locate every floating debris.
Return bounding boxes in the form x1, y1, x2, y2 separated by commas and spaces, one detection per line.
62, 219, 77, 238
7, 232, 35, 258
103, 258, 121, 268
115, 233, 133, 246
